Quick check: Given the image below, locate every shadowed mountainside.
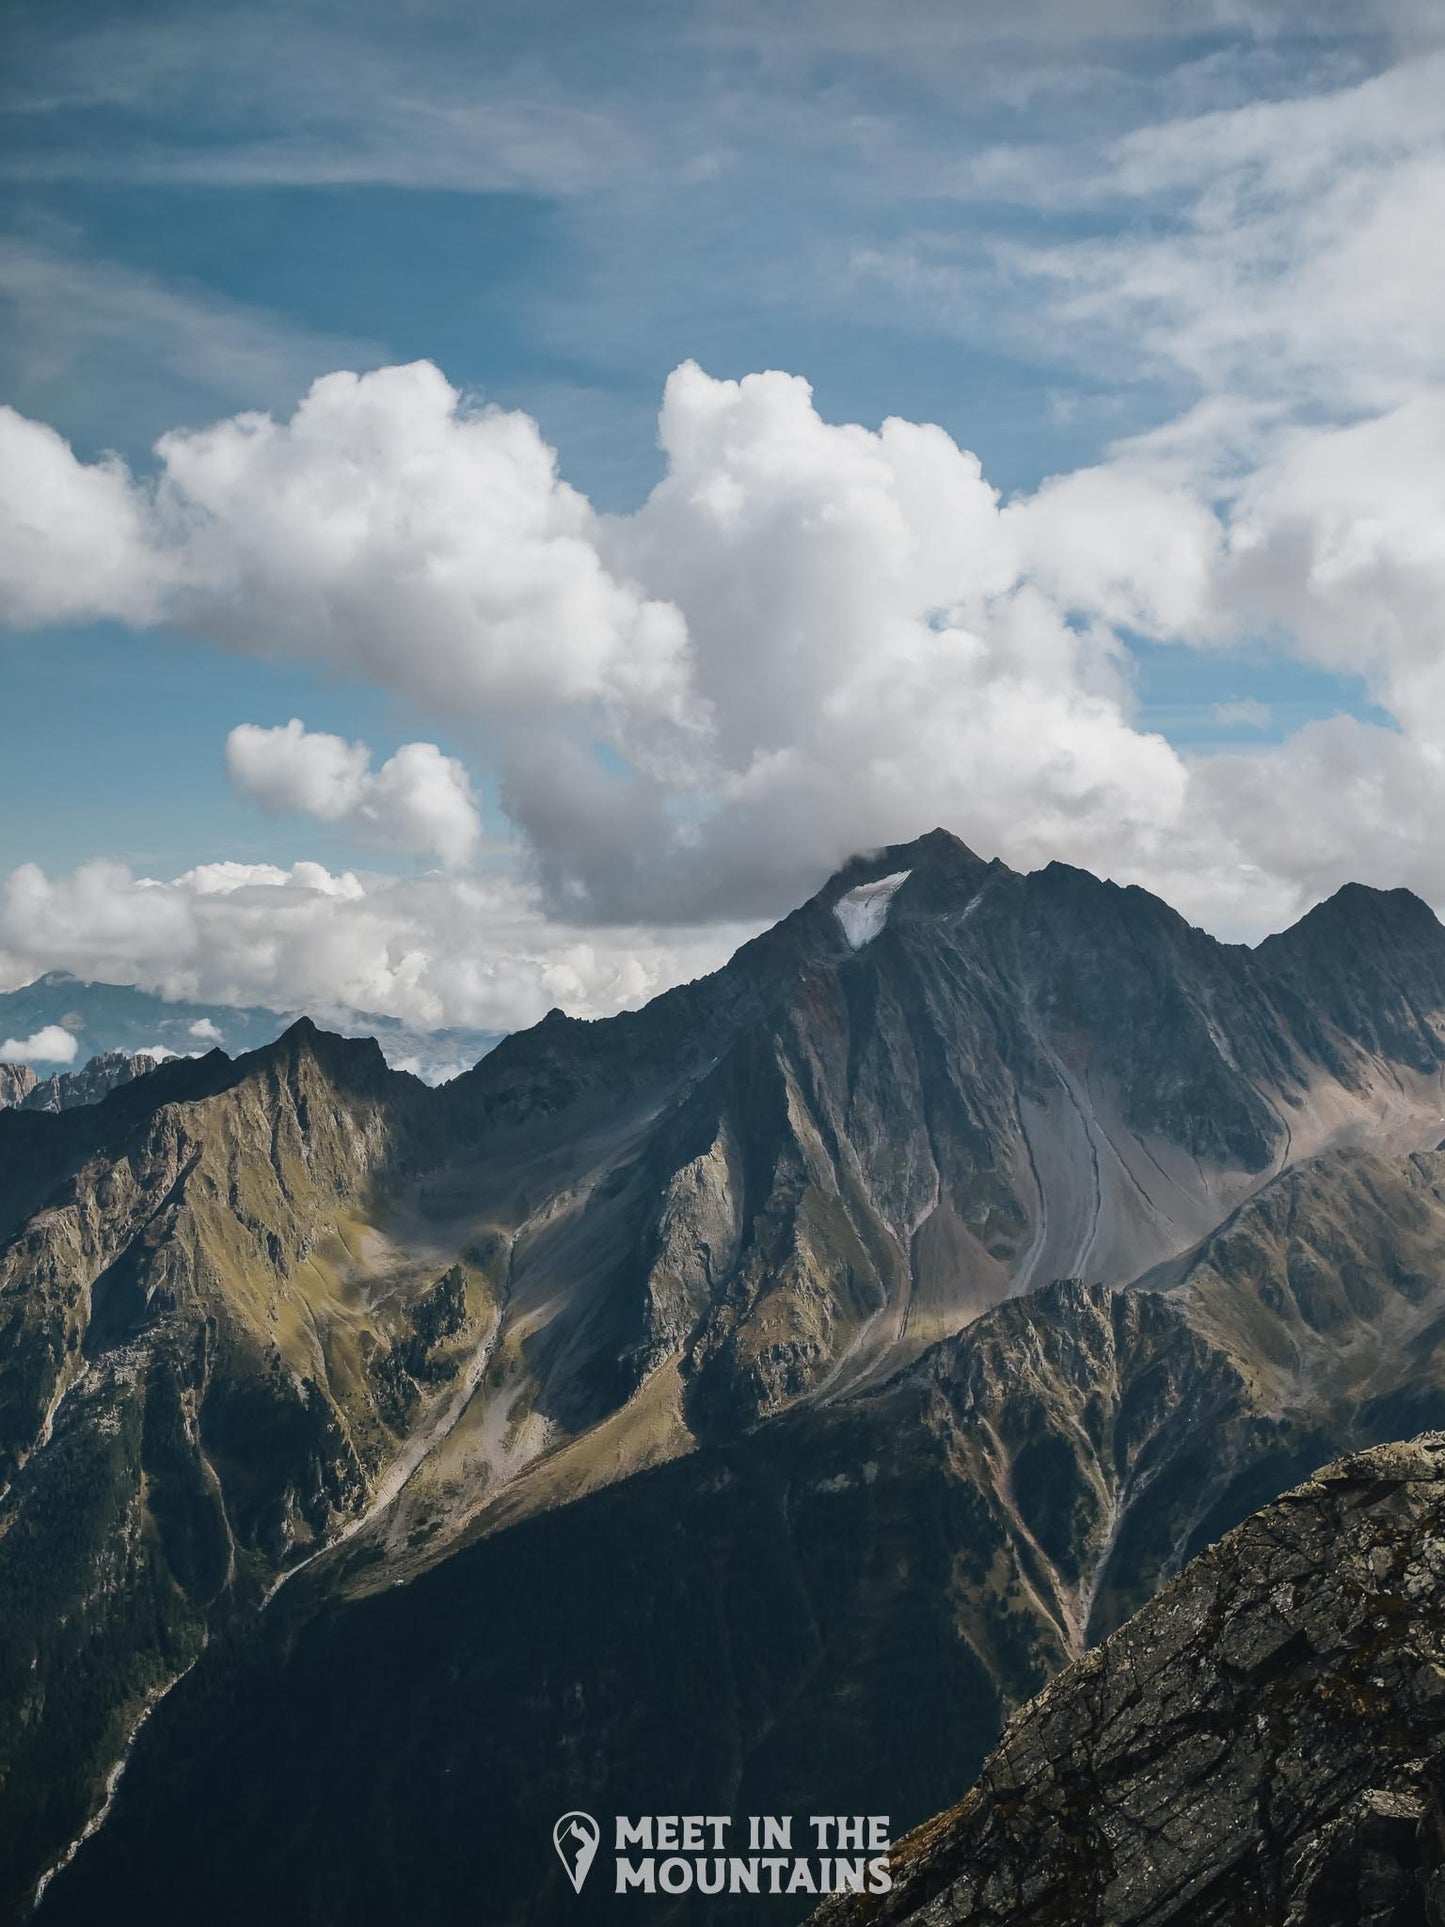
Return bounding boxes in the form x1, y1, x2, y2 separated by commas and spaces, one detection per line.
33, 1146, 1445, 1926
812, 1431, 1445, 1927
6, 832, 1445, 1917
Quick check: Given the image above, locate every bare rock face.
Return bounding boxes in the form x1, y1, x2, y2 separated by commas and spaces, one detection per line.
0, 1050, 166, 1115
0, 1063, 37, 1107
18, 1049, 161, 1113
815, 1432, 1445, 1927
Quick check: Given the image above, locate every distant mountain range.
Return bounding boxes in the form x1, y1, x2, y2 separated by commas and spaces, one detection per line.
0, 971, 504, 1086
0, 1049, 167, 1115
5, 829, 1445, 1924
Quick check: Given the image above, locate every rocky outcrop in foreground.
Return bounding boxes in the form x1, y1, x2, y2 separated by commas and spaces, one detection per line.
816, 1432, 1445, 1927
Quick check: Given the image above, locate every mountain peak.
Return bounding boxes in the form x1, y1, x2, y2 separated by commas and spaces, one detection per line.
823, 827, 991, 905
237, 1015, 395, 1091
904, 825, 984, 865
1253, 881, 1445, 1075
1259, 878, 1445, 976
1279, 879, 1441, 945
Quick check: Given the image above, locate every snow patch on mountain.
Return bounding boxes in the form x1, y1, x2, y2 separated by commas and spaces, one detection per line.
833, 871, 912, 949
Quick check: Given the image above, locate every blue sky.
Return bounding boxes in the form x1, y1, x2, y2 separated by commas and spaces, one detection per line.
1, 0, 1441, 1032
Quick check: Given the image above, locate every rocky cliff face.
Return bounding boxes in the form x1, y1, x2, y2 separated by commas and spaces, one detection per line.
9, 1049, 161, 1113
814, 1431, 1445, 1927
0, 1063, 37, 1108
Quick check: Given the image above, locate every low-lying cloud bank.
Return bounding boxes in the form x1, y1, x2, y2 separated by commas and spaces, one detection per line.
0, 858, 752, 1034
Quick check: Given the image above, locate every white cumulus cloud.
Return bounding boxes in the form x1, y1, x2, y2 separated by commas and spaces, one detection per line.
225, 720, 483, 868
2, 337, 1445, 949
0, 356, 1194, 923
0, 361, 697, 739
0, 408, 161, 625
0, 1023, 80, 1066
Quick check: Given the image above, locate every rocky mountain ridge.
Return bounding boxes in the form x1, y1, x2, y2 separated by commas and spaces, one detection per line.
0, 1049, 163, 1115
408, 832, 1445, 1466
0, 1024, 492, 1917
6, 832, 1445, 1919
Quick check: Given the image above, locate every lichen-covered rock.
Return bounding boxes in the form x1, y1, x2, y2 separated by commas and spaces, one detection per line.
814, 1431, 1445, 1927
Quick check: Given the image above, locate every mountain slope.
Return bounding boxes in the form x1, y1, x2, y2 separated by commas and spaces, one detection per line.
398, 832, 1445, 1483
0, 1066, 35, 1109
814, 1431, 1445, 1927
7, 833, 1445, 1916
32, 1144, 1445, 1926
0, 1025, 499, 1917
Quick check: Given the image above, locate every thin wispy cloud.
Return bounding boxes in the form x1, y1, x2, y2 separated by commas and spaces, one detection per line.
1212, 698, 1272, 731
0, 239, 385, 437
1, 5, 647, 194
